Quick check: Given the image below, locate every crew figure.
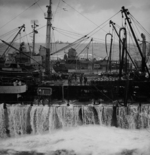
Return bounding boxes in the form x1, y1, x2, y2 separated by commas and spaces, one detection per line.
68, 75, 72, 85
13, 80, 18, 86
18, 81, 22, 86
84, 76, 87, 85
74, 74, 77, 81
74, 74, 77, 85
80, 74, 83, 85
13, 81, 17, 86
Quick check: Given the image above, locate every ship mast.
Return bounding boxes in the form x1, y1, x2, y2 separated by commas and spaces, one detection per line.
45, 0, 52, 75
121, 6, 150, 76
141, 33, 146, 60
31, 20, 38, 56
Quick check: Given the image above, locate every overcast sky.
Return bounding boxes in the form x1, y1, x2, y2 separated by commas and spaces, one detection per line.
0, 0, 150, 44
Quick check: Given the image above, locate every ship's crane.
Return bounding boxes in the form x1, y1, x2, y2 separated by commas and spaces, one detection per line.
109, 20, 137, 73
105, 33, 113, 72
0, 39, 44, 68
1, 24, 25, 60
121, 6, 150, 78
118, 27, 127, 78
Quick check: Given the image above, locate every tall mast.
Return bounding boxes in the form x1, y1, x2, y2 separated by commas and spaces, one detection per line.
45, 0, 52, 75
121, 6, 150, 76
33, 22, 35, 55
2, 24, 25, 57
109, 20, 137, 70
31, 20, 38, 56
141, 33, 146, 59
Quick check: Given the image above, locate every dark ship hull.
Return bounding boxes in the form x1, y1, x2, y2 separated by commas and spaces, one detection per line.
35, 75, 150, 104
0, 67, 39, 103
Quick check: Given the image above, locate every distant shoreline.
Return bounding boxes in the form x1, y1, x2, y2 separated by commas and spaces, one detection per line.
0, 42, 142, 61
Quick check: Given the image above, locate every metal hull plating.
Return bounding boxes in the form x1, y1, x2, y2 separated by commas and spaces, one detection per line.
0, 85, 27, 94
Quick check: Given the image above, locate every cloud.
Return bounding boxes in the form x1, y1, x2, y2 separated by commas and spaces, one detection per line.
0, 0, 59, 20
0, 0, 59, 7
0, 0, 149, 41
1, 0, 150, 14
75, 0, 131, 12
67, 0, 150, 13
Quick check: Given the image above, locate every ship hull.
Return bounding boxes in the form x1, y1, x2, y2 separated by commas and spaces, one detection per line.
0, 85, 27, 94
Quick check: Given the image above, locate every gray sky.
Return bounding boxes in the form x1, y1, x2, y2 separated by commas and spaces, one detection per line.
0, 0, 150, 44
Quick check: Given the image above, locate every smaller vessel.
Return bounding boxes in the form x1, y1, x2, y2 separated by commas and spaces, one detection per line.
0, 84, 27, 94
0, 77, 28, 102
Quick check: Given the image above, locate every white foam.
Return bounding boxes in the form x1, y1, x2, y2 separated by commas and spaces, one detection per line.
0, 125, 150, 155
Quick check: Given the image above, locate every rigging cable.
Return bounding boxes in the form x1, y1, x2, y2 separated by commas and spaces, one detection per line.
92, 39, 94, 67
129, 15, 141, 41
0, 39, 45, 68
54, 27, 83, 37
113, 22, 139, 54
2, 25, 26, 56
113, 22, 140, 59
110, 20, 138, 70
130, 14, 150, 53
60, 39, 92, 66
73, 37, 90, 50
0, 30, 19, 49
86, 11, 121, 37
10, 25, 46, 43
54, 26, 105, 43
125, 24, 141, 71
54, 29, 79, 40
51, 28, 58, 56
77, 39, 92, 57
51, 35, 89, 55
130, 14, 150, 38
112, 28, 115, 61
53, 0, 61, 19
36, 1, 44, 13
61, 0, 104, 29
126, 24, 141, 59
25, 31, 32, 53
87, 22, 109, 38
74, 40, 85, 50
61, 0, 123, 38
0, 27, 19, 39
0, 0, 41, 30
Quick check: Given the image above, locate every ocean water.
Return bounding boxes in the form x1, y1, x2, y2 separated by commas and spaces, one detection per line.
0, 126, 150, 155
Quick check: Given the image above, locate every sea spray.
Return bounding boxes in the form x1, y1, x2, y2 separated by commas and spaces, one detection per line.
0, 126, 150, 155
0, 104, 7, 138
0, 103, 150, 139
